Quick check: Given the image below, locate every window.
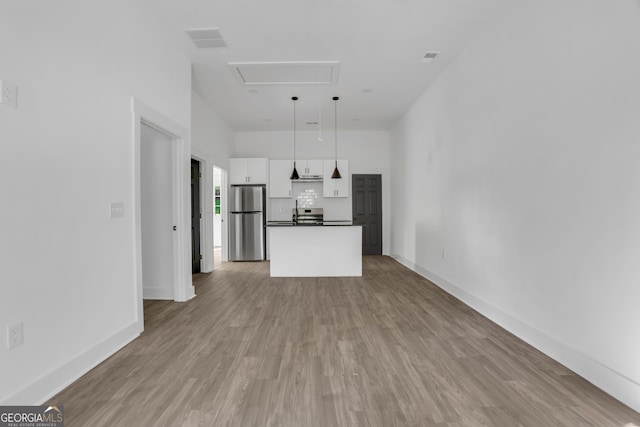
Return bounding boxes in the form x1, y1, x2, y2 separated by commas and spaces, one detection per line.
215, 186, 221, 215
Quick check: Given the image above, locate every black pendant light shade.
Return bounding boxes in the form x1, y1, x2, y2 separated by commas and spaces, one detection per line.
331, 96, 342, 179
331, 161, 341, 179
290, 161, 300, 180
290, 96, 300, 180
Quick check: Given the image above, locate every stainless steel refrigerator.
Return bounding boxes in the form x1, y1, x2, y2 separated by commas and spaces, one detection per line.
229, 186, 265, 261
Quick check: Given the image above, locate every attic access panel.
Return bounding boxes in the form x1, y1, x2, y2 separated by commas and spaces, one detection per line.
228, 61, 340, 85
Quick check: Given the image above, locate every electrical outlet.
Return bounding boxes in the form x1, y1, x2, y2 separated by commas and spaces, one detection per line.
442, 249, 447, 259
7, 322, 24, 349
110, 202, 124, 218
0, 80, 18, 108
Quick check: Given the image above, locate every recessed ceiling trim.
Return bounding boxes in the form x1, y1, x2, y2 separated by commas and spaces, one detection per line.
227, 61, 340, 86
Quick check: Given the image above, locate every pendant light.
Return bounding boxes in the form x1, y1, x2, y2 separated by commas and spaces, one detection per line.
331, 96, 342, 179
290, 96, 300, 180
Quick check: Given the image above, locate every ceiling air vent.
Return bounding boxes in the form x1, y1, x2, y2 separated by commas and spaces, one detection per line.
422, 51, 439, 63
185, 28, 227, 49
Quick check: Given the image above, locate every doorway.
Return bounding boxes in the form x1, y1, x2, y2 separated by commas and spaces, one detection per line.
352, 174, 383, 255
133, 97, 194, 332
213, 166, 224, 266
191, 159, 202, 273
141, 123, 176, 298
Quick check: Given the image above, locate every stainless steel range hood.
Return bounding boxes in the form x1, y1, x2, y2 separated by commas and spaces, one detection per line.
295, 174, 323, 182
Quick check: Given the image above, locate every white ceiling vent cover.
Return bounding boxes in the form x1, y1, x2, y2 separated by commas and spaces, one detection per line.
422, 51, 439, 63
228, 61, 340, 86
185, 28, 227, 48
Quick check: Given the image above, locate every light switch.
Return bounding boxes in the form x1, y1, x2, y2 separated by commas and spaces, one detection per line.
7, 322, 24, 349
110, 202, 124, 218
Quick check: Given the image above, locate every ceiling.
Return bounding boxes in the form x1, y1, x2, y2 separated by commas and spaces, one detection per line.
134, 0, 508, 132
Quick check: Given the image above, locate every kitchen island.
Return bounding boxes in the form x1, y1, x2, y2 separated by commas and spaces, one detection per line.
267, 223, 362, 277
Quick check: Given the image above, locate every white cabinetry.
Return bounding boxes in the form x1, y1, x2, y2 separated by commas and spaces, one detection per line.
229, 158, 268, 185
269, 160, 293, 198
297, 159, 323, 176
323, 160, 349, 197
269, 226, 363, 277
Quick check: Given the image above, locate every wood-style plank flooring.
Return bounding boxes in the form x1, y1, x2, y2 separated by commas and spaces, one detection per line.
50, 256, 640, 426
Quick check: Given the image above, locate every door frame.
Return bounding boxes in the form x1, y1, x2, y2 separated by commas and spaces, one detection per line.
133, 97, 194, 332
189, 153, 230, 271
190, 153, 211, 273
213, 165, 229, 264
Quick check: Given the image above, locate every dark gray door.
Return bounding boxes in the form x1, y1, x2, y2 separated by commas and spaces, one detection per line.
191, 159, 201, 273
352, 174, 382, 255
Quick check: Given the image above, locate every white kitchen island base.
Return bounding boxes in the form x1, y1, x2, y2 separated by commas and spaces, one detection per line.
268, 226, 362, 277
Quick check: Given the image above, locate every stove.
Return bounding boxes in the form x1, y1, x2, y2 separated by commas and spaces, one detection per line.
294, 208, 324, 225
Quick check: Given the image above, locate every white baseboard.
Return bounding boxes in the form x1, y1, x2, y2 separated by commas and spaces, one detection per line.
143, 287, 174, 300
1, 322, 140, 405
390, 253, 640, 413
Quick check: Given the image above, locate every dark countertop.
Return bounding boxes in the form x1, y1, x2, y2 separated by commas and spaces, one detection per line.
266, 221, 355, 227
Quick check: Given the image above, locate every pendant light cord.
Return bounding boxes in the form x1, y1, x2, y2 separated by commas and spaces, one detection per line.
334, 97, 338, 164
290, 96, 300, 180
330, 96, 342, 179
317, 84, 323, 142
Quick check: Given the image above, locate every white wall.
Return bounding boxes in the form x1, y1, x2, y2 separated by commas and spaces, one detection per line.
191, 92, 235, 170
390, 0, 640, 411
141, 124, 175, 299
235, 130, 391, 254
191, 91, 235, 270
0, 0, 191, 404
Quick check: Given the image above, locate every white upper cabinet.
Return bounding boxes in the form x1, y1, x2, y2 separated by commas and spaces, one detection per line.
269, 160, 293, 198
323, 160, 349, 197
229, 158, 268, 185
248, 158, 268, 183
297, 159, 324, 176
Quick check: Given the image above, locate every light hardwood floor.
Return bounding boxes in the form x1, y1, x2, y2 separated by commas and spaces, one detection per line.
50, 256, 640, 426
